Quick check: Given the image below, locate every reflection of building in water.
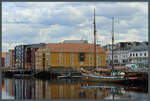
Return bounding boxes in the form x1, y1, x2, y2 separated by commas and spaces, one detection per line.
34, 81, 122, 99
80, 88, 110, 99
14, 79, 24, 99
5, 79, 9, 96
35, 80, 81, 99
3, 79, 15, 99
24, 79, 35, 99
79, 89, 86, 98
2, 78, 147, 100
35, 80, 45, 99
4, 79, 36, 99
8, 79, 14, 97
2, 79, 5, 92
81, 85, 132, 99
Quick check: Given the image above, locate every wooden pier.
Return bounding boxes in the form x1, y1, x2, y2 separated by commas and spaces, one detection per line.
2, 67, 81, 79
2, 67, 148, 85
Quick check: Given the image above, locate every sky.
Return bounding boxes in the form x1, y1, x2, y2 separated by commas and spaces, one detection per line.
2, 2, 148, 52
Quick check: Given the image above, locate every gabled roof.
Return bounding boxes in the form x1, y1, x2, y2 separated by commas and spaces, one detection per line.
45, 43, 105, 53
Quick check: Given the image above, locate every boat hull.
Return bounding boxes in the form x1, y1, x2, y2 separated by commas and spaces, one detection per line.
81, 73, 125, 83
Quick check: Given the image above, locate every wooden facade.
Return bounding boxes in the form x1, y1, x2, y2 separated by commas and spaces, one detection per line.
35, 43, 106, 70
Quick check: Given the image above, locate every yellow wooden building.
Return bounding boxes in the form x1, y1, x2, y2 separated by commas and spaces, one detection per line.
35, 43, 106, 70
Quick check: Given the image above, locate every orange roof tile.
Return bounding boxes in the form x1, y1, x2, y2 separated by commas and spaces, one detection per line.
45, 43, 105, 53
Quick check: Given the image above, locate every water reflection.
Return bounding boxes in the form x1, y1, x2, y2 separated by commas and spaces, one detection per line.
2, 78, 148, 100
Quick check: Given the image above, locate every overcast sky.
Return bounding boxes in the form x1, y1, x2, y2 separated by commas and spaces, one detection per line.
2, 2, 148, 52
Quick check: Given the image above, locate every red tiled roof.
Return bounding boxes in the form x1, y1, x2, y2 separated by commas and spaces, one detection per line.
45, 43, 105, 53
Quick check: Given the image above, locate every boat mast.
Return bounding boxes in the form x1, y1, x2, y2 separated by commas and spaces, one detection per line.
94, 8, 97, 69
112, 17, 114, 71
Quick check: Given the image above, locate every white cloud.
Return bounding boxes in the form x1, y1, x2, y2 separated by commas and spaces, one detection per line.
2, 42, 24, 52
2, 2, 148, 52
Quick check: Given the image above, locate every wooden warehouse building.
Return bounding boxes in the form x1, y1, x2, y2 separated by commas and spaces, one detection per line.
35, 43, 106, 70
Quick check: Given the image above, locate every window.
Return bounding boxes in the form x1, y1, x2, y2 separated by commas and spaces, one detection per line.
43, 53, 45, 68
47, 52, 50, 55
145, 53, 146, 56
136, 53, 138, 56
133, 54, 135, 56
114, 55, 117, 58
59, 53, 63, 65
71, 53, 74, 61
123, 60, 125, 63
79, 53, 85, 62
60, 62, 63, 65
130, 54, 132, 56
89, 53, 93, 65
140, 53, 142, 56
88, 48, 92, 50
27, 48, 31, 63
71, 62, 74, 66
71, 53, 74, 57
90, 53, 92, 57
59, 53, 62, 56
114, 60, 118, 63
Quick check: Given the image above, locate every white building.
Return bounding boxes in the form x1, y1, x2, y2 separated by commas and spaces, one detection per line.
106, 48, 129, 66
103, 44, 116, 51
104, 41, 148, 67
128, 45, 148, 68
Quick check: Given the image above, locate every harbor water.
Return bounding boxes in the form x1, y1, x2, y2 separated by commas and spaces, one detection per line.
2, 77, 148, 100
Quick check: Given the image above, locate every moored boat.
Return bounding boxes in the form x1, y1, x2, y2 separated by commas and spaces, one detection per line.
80, 9, 126, 83
80, 68, 126, 83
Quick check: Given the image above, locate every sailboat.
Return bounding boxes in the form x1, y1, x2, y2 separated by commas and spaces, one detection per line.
80, 9, 126, 83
